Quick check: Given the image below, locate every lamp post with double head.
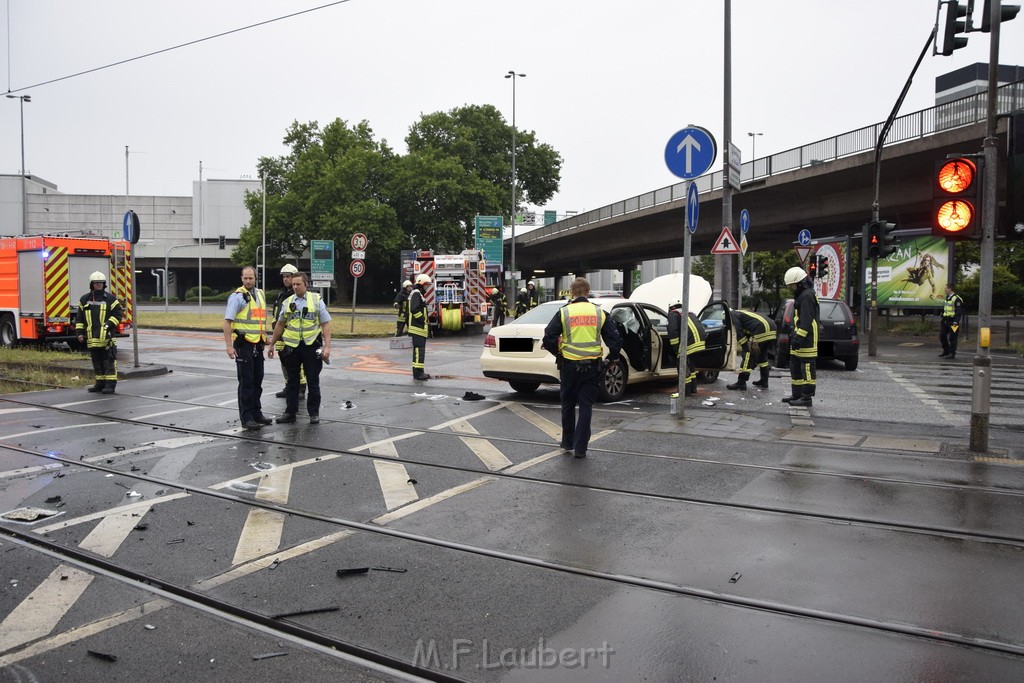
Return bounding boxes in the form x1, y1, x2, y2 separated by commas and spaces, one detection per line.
6, 94, 31, 234
505, 70, 525, 290
747, 131, 762, 166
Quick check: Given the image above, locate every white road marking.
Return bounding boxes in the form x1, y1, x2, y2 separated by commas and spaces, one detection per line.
372, 477, 496, 525
450, 420, 513, 471
880, 364, 963, 424
78, 510, 147, 558
33, 494, 190, 533
351, 402, 507, 453
52, 398, 118, 408
373, 460, 419, 510
231, 467, 293, 565
0, 422, 107, 441
0, 407, 39, 416
134, 405, 206, 420
504, 402, 563, 441
0, 566, 93, 653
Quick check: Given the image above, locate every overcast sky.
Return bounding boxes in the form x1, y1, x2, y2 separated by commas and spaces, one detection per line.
3, 0, 1023, 220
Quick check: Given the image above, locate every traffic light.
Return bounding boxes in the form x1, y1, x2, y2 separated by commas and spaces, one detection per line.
879, 221, 900, 257
867, 221, 882, 259
980, 0, 1020, 32
807, 255, 818, 279
937, 1, 969, 55
932, 157, 982, 240
218, 235, 226, 249
817, 255, 830, 279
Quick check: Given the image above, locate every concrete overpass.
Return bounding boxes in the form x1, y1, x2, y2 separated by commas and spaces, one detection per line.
515, 80, 1024, 277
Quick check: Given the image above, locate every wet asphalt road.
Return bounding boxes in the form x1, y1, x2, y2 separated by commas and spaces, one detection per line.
1, 329, 1023, 681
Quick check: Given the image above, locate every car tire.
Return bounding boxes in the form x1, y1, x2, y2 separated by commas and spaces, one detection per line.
0, 314, 16, 348
598, 359, 627, 402
508, 381, 540, 394
697, 370, 718, 384
844, 356, 859, 371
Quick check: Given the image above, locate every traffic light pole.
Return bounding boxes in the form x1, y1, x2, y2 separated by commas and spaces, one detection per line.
970, 0, 1002, 453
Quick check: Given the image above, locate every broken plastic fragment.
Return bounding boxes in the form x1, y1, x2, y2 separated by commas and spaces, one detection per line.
87, 650, 117, 662
126, 491, 142, 498
336, 567, 369, 577
372, 566, 407, 573
729, 572, 742, 584
44, 496, 62, 504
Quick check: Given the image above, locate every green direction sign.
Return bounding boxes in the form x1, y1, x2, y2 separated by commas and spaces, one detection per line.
475, 216, 503, 267
311, 239, 335, 280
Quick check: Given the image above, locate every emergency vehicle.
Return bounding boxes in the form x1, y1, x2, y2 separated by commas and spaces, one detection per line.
0, 235, 134, 348
401, 249, 489, 331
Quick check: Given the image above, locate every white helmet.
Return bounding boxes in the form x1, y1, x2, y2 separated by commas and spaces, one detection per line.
402, 279, 413, 288
527, 280, 535, 287
415, 274, 431, 286
89, 271, 107, 283
784, 266, 808, 285
520, 287, 528, 293
669, 300, 682, 309
280, 263, 298, 275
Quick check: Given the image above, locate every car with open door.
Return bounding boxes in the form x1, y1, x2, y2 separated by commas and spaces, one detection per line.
480, 274, 736, 401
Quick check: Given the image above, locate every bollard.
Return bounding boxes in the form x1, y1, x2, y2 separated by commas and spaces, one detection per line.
1007, 320, 1011, 348
670, 393, 678, 416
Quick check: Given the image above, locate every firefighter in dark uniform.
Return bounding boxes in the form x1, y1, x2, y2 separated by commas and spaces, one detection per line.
514, 286, 529, 317
268, 272, 331, 424
273, 264, 305, 399
393, 279, 413, 337
223, 266, 270, 430
727, 309, 778, 390
408, 273, 432, 380
526, 280, 540, 310
489, 285, 509, 327
939, 283, 964, 360
667, 301, 707, 396
75, 271, 122, 394
783, 266, 820, 407
542, 277, 622, 458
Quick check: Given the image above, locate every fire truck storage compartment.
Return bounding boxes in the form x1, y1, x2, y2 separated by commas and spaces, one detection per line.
16, 250, 110, 317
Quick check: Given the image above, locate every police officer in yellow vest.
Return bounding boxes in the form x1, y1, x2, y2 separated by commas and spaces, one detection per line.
273, 263, 306, 399
782, 266, 820, 407
223, 266, 270, 430
408, 273, 431, 380
268, 272, 331, 424
75, 271, 123, 394
542, 277, 622, 458
939, 283, 964, 360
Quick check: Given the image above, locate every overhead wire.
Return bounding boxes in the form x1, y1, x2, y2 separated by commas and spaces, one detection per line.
6, 0, 354, 94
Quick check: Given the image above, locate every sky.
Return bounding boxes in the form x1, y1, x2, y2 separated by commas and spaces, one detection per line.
3, 0, 1023, 222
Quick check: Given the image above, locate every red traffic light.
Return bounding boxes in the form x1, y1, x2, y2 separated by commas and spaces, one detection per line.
933, 157, 981, 240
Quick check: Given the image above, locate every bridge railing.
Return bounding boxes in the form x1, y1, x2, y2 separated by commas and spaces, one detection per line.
523, 79, 1024, 244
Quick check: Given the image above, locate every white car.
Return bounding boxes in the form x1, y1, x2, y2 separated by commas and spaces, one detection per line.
480, 274, 737, 401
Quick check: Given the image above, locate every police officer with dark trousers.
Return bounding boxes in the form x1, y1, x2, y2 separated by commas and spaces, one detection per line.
394, 279, 412, 337
408, 274, 432, 380
268, 273, 331, 424
273, 264, 305, 399
782, 267, 819, 407
75, 271, 122, 394
223, 266, 270, 430
939, 283, 964, 360
667, 301, 707, 396
542, 277, 621, 459
727, 309, 777, 390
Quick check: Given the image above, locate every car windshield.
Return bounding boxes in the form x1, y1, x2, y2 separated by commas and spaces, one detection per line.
510, 300, 567, 325
820, 300, 850, 323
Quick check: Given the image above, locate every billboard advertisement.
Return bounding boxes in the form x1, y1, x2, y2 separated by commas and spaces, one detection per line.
865, 235, 952, 308
811, 240, 847, 301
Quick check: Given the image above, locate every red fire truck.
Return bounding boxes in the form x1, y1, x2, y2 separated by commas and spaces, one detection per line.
0, 235, 134, 348
401, 249, 489, 332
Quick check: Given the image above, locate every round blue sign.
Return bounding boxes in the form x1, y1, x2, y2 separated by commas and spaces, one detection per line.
665, 126, 717, 180
740, 209, 750, 235
798, 228, 812, 246
686, 181, 699, 234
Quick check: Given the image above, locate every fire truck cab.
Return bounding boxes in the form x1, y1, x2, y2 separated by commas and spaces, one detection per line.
0, 235, 134, 348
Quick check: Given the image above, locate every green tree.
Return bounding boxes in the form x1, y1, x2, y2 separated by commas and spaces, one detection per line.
951, 241, 1024, 286
748, 249, 802, 316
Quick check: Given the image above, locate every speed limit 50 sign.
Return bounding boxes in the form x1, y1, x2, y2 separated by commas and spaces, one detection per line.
349, 259, 365, 278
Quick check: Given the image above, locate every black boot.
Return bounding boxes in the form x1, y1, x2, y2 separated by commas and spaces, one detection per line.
727, 374, 748, 390
789, 395, 812, 407
752, 367, 770, 388
87, 381, 104, 393
413, 370, 431, 381
101, 381, 116, 394
781, 387, 799, 403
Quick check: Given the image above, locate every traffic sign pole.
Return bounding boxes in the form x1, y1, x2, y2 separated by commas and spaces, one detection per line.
678, 180, 694, 421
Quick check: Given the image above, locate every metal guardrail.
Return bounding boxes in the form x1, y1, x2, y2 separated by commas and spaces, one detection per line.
523, 79, 1024, 244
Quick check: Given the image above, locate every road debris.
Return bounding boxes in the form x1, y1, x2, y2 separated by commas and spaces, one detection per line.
268, 559, 280, 571
729, 572, 742, 584
166, 538, 185, 545
44, 496, 62, 504
253, 652, 288, 661
462, 391, 485, 401
271, 606, 339, 620
336, 567, 369, 577
372, 566, 408, 573
1, 507, 60, 523
87, 650, 118, 662
134, 523, 148, 531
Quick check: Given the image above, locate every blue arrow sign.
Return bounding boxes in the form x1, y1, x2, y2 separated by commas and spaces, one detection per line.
665, 126, 717, 180
798, 228, 812, 246
740, 209, 750, 235
686, 182, 699, 234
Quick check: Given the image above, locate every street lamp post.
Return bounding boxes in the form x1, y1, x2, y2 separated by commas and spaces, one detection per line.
505, 70, 525, 289
747, 131, 763, 167
6, 94, 31, 234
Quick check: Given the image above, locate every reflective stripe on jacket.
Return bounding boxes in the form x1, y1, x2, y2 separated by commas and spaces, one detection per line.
75, 290, 122, 348
230, 287, 267, 344
942, 294, 963, 322
559, 301, 604, 361
408, 289, 428, 338
281, 292, 324, 346
792, 288, 820, 359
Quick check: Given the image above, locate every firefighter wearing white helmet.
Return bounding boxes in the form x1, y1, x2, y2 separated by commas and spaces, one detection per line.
393, 279, 414, 337
782, 266, 819, 407
272, 264, 305, 399
74, 270, 122, 394
408, 274, 432, 379
666, 300, 707, 396
515, 286, 529, 317
526, 279, 540, 310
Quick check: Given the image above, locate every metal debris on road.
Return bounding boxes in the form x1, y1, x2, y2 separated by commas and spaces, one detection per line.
372, 566, 408, 573
336, 567, 370, 577
729, 572, 742, 583
253, 652, 288, 661
269, 559, 280, 571
166, 538, 185, 545
271, 606, 340, 619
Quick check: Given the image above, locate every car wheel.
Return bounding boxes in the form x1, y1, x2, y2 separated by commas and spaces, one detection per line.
775, 348, 789, 368
0, 314, 16, 348
598, 359, 627, 402
697, 370, 718, 384
508, 381, 540, 394
844, 356, 859, 371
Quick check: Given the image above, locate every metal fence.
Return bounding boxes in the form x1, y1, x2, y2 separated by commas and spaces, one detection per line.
522, 79, 1024, 245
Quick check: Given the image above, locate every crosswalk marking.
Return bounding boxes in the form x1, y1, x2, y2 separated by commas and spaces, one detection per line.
0, 566, 93, 652
231, 468, 293, 565
373, 460, 419, 509
0, 407, 39, 416
450, 420, 513, 471
504, 402, 563, 441
78, 511, 147, 558
351, 402, 507, 453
